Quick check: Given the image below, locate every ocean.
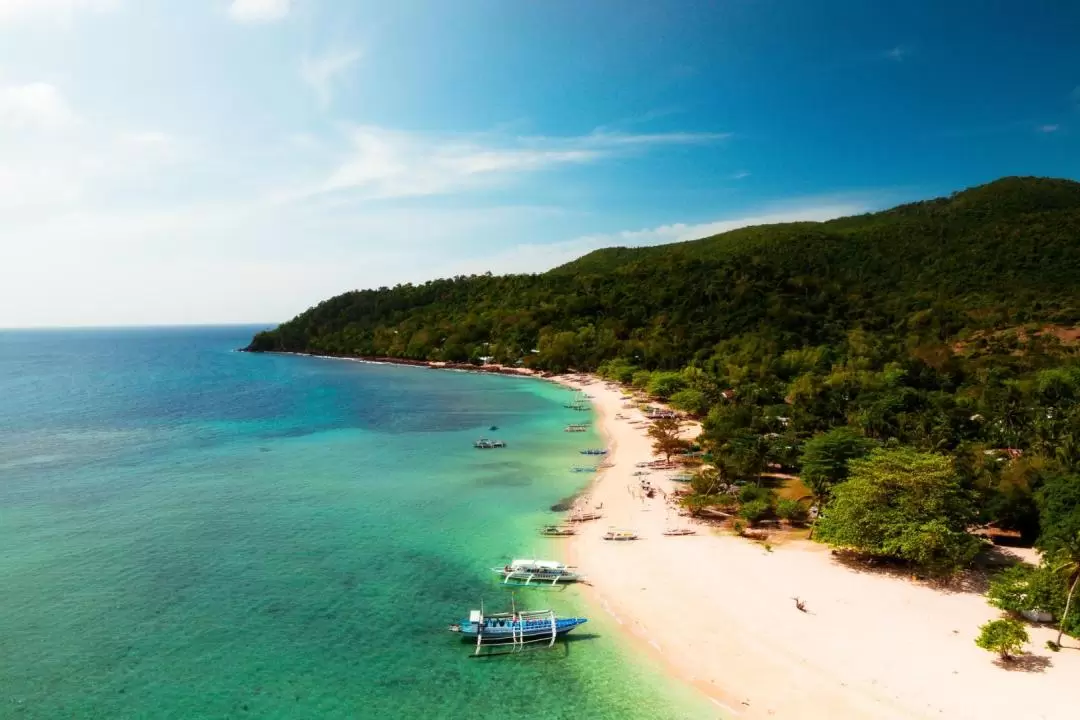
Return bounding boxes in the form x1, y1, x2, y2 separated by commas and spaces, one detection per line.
0, 326, 712, 719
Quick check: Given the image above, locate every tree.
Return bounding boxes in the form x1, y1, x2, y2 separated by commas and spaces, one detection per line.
800, 426, 876, 534
1036, 473, 1080, 644
814, 447, 982, 573
801, 427, 875, 492
975, 618, 1029, 661
648, 417, 690, 462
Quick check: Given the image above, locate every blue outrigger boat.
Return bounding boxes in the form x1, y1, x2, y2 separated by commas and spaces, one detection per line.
449, 605, 588, 654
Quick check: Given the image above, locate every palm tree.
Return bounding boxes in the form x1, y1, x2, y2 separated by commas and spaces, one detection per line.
1050, 550, 1079, 646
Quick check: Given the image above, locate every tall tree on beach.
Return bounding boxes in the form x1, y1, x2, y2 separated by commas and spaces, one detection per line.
815, 447, 982, 574
648, 417, 690, 462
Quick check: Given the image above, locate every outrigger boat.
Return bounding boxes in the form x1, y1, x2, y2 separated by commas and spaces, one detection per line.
602, 529, 639, 541
564, 424, 589, 433
570, 465, 599, 473
492, 559, 583, 585
663, 527, 697, 536
579, 448, 608, 455
474, 438, 507, 449
539, 524, 576, 537
569, 511, 603, 522
449, 603, 589, 655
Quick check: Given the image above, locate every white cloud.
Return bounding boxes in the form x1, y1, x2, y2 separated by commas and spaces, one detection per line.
448, 203, 872, 277
731, 170, 751, 180
0, 83, 78, 130
1037, 124, 1060, 134
301, 47, 363, 108
317, 127, 725, 200
227, 0, 290, 24
0, 0, 118, 24
884, 46, 909, 62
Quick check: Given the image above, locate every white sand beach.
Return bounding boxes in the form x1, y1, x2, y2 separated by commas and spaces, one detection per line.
554, 375, 1078, 720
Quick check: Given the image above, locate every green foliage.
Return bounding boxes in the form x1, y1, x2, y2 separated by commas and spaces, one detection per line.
647, 371, 688, 399
1036, 474, 1080, 558
776, 498, 809, 524
669, 388, 710, 416
815, 448, 982, 573
737, 484, 773, 505
631, 370, 653, 389
739, 497, 774, 524
975, 618, 1029, 661
800, 427, 876, 502
987, 564, 1069, 618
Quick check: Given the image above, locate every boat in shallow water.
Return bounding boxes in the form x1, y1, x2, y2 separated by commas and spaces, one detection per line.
449, 607, 588, 653
473, 438, 506, 449
539, 524, 576, 537
492, 558, 583, 585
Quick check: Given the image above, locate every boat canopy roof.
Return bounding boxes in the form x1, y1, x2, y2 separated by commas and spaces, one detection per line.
509, 559, 566, 570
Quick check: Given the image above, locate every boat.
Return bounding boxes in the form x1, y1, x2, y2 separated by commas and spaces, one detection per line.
474, 438, 507, 449
570, 465, 599, 473
489, 425, 499, 431
602, 529, 638, 541
564, 424, 589, 432
492, 558, 583, 585
579, 448, 608, 455
569, 511, 602, 522
539, 524, 576, 537
663, 528, 697, 536
449, 606, 589, 654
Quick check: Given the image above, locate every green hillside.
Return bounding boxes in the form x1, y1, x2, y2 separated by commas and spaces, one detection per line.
248, 176, 1080, 590
247, 176, 1080, 370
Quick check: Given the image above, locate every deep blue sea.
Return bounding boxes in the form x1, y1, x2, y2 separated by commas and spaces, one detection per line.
0, 327, 712, 719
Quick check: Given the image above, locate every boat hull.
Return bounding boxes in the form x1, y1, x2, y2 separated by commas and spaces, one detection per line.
453, 618, 588, 641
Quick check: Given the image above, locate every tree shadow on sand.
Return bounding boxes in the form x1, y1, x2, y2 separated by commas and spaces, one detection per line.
826, 549, 993, 596
992, 654, 1053, 673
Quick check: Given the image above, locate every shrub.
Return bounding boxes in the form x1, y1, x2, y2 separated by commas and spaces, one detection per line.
669, 388, 710, 416
738, 484, 772, 505
739, 499, 773, 524
777, 498, 809, 524
631, 370, 653, 389
732, 519, 747, 536
975, 618, 1029, 661
987, 563, 1068, 619
647, 372, 688, 399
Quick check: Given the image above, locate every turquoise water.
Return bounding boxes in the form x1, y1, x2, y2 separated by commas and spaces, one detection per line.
0, 327, 713, 719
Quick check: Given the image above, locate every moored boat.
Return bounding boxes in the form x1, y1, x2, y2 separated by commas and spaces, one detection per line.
602, 529, 639, 541
663, 527, 697, 536
539, 524, 576, 537
569, 511, 602, 522
449, 607, 588, 653
473, 438, 507, 449
492, 558, 583, 585
570, 465, 599, 473
579, 448, 608, 455
564, 424, 589, 432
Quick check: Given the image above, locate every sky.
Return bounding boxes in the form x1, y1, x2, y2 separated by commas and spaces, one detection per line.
1, 0, 1078, 327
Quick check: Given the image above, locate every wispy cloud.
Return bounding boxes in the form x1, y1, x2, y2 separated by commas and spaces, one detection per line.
301, 47, 363, 108
731, 170, 751, 180
0, 0, 118, 24
1037, 124, 1060, 134
227, 0, 290, 24
314, 127, 727, 200
0, 83, 79, 130
883, 45, 910, 62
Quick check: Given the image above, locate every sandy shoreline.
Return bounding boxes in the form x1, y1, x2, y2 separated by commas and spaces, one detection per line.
551, 374, 1077, 720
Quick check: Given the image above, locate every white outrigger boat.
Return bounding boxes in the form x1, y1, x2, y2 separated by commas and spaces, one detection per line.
663, 527, 697, 536
602, 529, 639, 541
492, 558, 584, 585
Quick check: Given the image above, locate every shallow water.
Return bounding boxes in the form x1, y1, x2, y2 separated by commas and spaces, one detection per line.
0, 327, 713, 719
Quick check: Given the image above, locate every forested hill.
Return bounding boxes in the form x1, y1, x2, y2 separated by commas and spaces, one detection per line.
247, 176, 1080, 370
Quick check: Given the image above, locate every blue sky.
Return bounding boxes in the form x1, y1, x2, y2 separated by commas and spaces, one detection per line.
1, 0, 1078, 326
